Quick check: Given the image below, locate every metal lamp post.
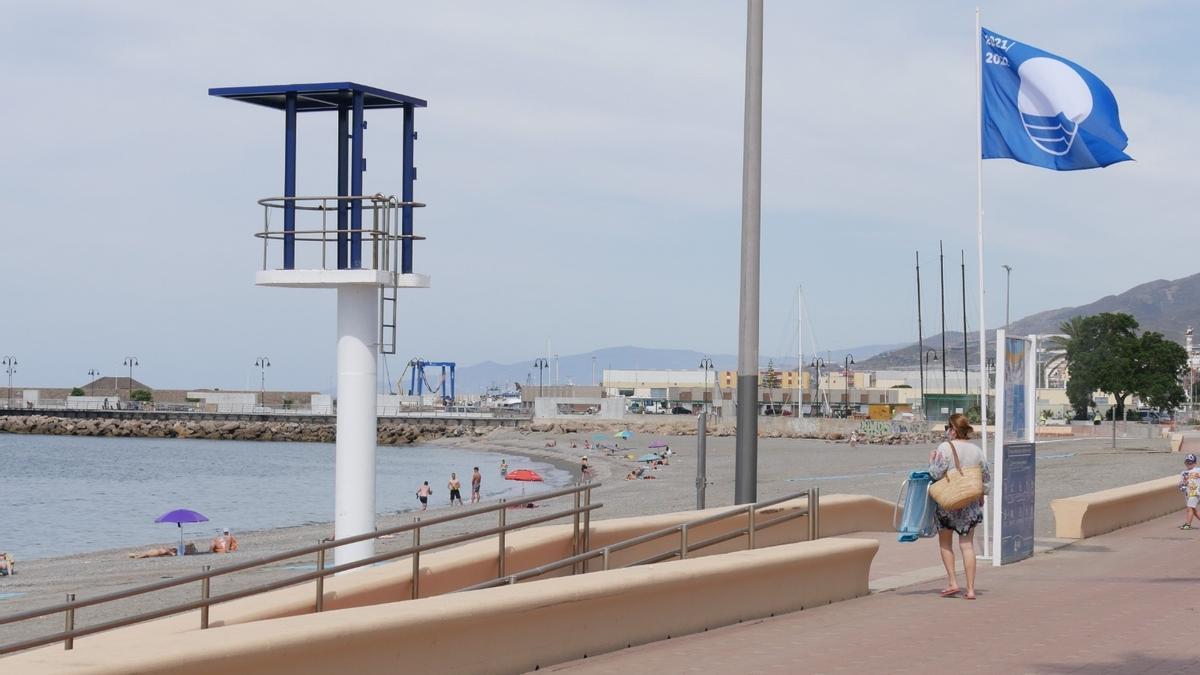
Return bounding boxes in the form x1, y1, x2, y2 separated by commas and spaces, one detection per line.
699, 357, 714, 414
122, 356, 139, 403
809, 357, 825, 417
2, 356, 16, 409
533, 358, 548, 398
923, 349, 938, 420
87, 368, 100, 397
1002, 264, 1013, 331
843, 354, 855, 418
254, 357, 271, 408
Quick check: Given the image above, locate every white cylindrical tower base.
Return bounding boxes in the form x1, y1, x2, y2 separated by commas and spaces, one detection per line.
334, 285, 379, 568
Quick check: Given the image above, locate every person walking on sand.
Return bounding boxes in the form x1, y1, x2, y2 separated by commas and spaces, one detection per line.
928, 413, 991, 601
471, 467, 482, 503
448, 473, 464, 506
1178, 454, 1200, 529
416, 481, 433, 511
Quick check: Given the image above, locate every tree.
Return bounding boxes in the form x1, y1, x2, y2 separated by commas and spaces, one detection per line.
1064, 312, 1187, 444
762, 360, 782, 389
1067, 313, 1139, 420
69, 387, 85, 397
1065, 375, 1092, 420
130, 389, 153, 402
1134, 331, 1188, 410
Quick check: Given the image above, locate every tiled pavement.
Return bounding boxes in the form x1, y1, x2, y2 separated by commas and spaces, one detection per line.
549, 514, 1199, 674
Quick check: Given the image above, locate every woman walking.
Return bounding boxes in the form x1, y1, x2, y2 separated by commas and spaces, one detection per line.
929, 413, 991, 600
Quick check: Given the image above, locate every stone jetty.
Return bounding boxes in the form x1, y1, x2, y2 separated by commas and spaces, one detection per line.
0, 415, 493, 445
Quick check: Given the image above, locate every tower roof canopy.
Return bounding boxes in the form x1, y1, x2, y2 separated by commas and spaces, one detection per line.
208, 82, 427, 112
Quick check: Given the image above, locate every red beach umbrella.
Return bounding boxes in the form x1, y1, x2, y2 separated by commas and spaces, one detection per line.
505, 469, 544, 482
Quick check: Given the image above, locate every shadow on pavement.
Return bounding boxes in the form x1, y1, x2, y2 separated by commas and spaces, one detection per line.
1033, 652, 1193, 673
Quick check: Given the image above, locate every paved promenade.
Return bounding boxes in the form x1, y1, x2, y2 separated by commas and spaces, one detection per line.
551, 513, 1197, 674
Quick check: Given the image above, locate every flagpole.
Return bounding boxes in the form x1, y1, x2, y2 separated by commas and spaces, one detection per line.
975, 6, 991, 561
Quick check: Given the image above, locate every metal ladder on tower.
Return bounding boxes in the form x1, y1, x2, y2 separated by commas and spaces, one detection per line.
379, 280, 398, 355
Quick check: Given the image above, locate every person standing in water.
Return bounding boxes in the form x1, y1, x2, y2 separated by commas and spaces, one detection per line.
500, 459, 508, 478
471, 467, 482, 503
416, 481, 433, 511
448, 473, 464, 506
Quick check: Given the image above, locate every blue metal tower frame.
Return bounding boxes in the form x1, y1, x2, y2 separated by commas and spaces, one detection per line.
208, 82, 427, 272
408, 360, 456, 402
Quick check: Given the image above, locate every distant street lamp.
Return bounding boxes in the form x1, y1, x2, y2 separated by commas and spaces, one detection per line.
591, 356, 597, 386
699, 357, 714, 414
87, 368, 100, 397
122, 356, 139, 403
843, 354, 855, 417
254, 356, 271, 407
923, 349, 938, 420
533, 358, 549, 398
3, 356, 16, 409
809, 357, 826, 417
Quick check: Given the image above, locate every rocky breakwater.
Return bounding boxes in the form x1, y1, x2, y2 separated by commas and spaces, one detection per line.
0, 415, 495, 445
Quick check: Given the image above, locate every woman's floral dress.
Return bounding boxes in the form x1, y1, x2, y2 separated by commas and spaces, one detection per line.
928, 444, 992, 535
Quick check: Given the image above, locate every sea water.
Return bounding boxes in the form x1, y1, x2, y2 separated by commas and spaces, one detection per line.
0, 434, 569, 560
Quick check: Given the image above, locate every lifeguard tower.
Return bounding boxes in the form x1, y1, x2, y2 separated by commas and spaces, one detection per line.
209, 82, 428, 567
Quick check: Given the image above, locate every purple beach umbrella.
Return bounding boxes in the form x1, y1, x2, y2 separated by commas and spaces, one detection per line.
649, 441, 668, 448
155, 509, 209, 555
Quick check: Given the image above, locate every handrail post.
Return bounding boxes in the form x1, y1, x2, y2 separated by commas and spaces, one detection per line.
572, 489, 581, 574
680, 524, 689, 559
63, 593, 75, 650
582, 485, 592, 572
200, 565, 211, 629
602, 547, 611, 571
807, 490, 815, 541
498, 500, 507, 578
321, 198, 328, 270
315, 541, 326, 613
411, 518, 421, 600
812, 487, 820, 540
747, 504, 756, 550
262, 205, 269, 271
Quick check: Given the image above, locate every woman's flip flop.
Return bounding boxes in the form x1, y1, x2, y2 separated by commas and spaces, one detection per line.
940, 588, 961, 598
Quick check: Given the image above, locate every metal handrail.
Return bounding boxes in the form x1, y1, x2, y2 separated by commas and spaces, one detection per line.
253, 228, 426, 243
459, 487, 820, 593
257, 194, 426, 210
0, 483, 598, 655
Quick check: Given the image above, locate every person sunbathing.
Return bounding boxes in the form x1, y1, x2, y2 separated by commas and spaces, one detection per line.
129, 542, 198, 558
211, 529, 239, 553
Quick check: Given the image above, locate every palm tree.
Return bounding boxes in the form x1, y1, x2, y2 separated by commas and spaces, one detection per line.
1045, 315, 1085, 352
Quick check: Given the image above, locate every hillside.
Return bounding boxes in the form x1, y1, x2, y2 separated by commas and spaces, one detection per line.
859, 272, 1200, 370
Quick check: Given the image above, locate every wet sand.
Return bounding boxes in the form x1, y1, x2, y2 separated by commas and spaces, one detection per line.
0, 429, 1179, 647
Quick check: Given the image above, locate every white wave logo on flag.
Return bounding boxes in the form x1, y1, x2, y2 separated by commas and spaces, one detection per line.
1016, 57, 1093, 156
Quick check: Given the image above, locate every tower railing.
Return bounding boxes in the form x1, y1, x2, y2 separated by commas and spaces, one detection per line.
256, 195, 426, 273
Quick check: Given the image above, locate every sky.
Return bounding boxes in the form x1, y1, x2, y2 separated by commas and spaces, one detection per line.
2, 1, 1197, 392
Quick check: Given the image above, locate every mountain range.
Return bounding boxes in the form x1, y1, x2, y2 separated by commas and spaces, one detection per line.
429, 272, 1200, 393
858, 272, 1200, 370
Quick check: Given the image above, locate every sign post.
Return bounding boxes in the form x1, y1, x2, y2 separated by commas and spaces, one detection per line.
992, 331, 1038, 566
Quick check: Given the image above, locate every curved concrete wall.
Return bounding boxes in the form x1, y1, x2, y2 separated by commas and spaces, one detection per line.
8, 538, 879, 675
13, 495, 896, 651
1051, 476, 1180, 539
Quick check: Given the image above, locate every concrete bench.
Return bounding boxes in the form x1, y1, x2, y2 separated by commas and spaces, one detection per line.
1050, 476, 1180, 539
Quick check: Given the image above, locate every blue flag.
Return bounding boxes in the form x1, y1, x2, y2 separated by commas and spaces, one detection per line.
981, 28, 1131, 171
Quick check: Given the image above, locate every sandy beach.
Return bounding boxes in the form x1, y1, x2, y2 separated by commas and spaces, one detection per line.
0, 428, 1180, 647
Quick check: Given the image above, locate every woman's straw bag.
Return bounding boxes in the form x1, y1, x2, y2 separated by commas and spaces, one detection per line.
929, 441, 984, 510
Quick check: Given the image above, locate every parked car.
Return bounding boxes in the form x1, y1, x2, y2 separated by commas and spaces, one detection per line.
671, 406, 692, 415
